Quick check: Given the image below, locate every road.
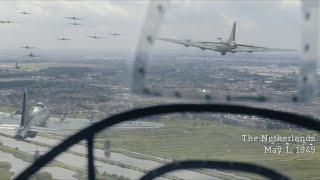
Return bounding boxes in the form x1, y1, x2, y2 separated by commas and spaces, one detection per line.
0, 129, 219, 180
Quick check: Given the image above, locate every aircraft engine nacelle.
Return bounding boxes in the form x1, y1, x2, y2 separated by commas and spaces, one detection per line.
248, 51, 253, 53
27, 131, 37, 138
230, 41, 236, 47
14, 128, 37, 140
14, 134, 24, 141
14, 128, 29, 140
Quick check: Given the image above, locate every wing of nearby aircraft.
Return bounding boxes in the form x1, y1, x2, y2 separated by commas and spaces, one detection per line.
0, 124, 71, 135
231, 44, 296, 52
158, 38, 295, 53
0, 124, 17, 130
158, 38, 219, 51
30, 126, 71, 134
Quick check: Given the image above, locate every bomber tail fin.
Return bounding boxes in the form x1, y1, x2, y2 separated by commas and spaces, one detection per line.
227, 21, 236, 43
20, 89, 28, 127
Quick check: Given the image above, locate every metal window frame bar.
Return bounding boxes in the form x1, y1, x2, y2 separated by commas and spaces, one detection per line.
140, 160, 289, 180
15, 103, 320, 180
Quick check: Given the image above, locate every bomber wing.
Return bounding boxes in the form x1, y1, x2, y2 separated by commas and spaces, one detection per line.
30, 126, 71, 135
0, 124, 70, 135
232, 43, 296, 52
158, 38, 219, 51
0, 124, 18, 130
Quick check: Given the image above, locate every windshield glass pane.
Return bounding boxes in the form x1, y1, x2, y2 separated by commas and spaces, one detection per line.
0, 1, 319, 180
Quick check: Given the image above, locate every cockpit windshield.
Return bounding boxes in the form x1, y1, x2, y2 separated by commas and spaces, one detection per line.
0, 1, 319, 180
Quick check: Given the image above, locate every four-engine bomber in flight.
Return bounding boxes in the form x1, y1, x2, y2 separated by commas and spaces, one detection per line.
110, 33, 121, 36
0, 91, 65, 140
21, 45, 35, 49
58, 37, 71, 41
65, 16, 82, 21
158, 22, 295, 55
20, 11, 31, 15
88, 34, 104, 39
0, 20, 17, 24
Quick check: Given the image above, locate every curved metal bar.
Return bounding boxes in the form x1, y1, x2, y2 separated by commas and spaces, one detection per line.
15, 104, 320, 180
87, 135, 95, 180
139, 160, 289, 180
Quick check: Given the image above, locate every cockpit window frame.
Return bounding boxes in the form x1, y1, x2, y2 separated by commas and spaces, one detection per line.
15, 103, 320, 180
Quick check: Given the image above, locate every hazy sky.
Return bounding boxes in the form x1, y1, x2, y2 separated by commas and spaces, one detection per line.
0, 1, 301, 56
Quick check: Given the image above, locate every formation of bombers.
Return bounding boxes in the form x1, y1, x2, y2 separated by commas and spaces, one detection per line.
2, 11, 121, 69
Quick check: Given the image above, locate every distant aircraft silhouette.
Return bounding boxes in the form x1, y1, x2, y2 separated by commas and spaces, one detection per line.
20, 11, 31, 15
21, 45, 35, 49
65, 16, 82, 21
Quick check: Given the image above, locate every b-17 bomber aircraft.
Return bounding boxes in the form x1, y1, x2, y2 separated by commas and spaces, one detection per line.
110, 33, 120, 36
0, 91, 66, 140
158, 22, 295, 55
69, 22, 81, 26
88, 34, 104, 39
0, 20, 17, 24
58, 37, 71, 41
0, 90, 157, 140
65, 16, 82, 21
21, 45, 35, 49
20, 11, 31, 15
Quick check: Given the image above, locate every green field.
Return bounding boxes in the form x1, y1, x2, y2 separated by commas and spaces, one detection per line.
0, 62, 99, 71
0, 136, 131, 180
0, 161, 56, 180
0, 106, 18, 113
96, 117, 320, 179
0, 161, 14, 180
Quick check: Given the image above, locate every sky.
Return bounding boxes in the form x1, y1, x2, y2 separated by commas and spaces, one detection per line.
0, 1, 301, 57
